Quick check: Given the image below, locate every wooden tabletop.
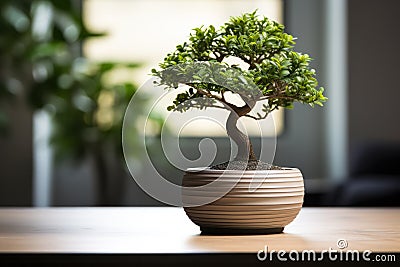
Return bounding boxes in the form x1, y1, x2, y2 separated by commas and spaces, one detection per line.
0, 207, 398, 254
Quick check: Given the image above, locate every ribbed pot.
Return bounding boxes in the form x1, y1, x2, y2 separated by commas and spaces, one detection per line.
182, 168, 304, 234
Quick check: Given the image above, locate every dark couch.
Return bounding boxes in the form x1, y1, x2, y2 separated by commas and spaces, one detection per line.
327, 142, 400, 206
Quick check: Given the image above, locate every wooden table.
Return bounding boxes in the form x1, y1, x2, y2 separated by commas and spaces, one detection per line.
0, 208, 398, 266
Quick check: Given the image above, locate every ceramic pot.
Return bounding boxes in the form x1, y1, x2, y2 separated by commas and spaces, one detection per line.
182, 168, 304, 234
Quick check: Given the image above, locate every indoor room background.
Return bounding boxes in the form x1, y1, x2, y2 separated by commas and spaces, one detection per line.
1, 0, 399, 207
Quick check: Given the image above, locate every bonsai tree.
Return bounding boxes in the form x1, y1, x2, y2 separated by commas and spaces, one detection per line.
152, 11, 327, 169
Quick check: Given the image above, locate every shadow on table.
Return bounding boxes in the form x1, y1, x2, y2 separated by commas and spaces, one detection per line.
185, 231, 309, 253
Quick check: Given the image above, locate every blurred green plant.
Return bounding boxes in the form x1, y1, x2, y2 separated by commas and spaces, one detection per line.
0, 0, 158, 204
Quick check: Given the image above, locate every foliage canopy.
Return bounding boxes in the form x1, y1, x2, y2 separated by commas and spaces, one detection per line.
152, 11, 327, 120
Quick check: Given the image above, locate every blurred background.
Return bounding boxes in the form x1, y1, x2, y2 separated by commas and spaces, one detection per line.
0, 0, 399, 207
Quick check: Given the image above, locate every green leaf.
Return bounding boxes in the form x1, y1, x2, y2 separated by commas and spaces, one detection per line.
280, 70, 290, 77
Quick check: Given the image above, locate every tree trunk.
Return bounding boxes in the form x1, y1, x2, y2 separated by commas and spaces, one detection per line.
226, 110, 257, 161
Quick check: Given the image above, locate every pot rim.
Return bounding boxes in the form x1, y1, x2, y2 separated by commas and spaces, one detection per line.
186, 167, 300, 173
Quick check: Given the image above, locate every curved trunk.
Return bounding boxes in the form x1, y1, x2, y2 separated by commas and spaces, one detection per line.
226, 110, 257, 161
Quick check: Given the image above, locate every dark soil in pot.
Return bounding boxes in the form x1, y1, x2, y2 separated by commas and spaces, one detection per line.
211, 160, 282, 171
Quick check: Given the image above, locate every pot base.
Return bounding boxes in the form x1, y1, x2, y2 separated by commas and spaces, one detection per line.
200, 226, 284, 235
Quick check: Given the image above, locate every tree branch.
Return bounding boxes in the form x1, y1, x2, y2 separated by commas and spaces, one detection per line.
244, 114, 267, 120
259, 95, 297, 101
186, 103, 227, 110
213, 51, 226, 62
186, 83, 257, 117
233, 104, 252, 116
189, 86, 222, 101
192, 86, 247, 114
243, 105, 278, 120
221, 90, 226, 101
255, 54, 264, 64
